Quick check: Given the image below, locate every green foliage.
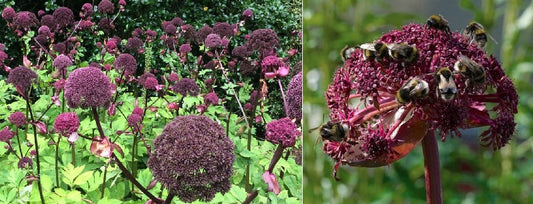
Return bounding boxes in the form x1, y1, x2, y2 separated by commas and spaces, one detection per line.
1, 0, 301, 203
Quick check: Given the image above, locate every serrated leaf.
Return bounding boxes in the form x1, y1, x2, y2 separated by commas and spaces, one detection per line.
73, 171, 93, 186
239, 149, 254, 158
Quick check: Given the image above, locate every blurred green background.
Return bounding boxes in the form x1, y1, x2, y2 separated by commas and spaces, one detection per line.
303, 0, 533, 203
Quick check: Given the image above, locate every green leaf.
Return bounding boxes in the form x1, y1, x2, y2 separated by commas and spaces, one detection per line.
73, 171, 93, 186
239, 149, 255, 158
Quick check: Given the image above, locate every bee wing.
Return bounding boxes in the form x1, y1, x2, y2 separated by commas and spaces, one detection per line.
359, 43, 376, 51
486, 32, 498, 44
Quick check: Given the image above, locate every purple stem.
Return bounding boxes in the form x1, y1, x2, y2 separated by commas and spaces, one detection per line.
277, 78, 288, 117
242, 190, 258, 204
421, 131, 442, 204
268, 145, 285, 172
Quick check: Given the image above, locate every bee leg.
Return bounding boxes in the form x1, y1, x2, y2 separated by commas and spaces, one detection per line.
333, 161, 342, 181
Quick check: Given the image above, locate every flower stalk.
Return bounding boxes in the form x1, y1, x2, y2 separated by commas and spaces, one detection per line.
422, 131, 442, 204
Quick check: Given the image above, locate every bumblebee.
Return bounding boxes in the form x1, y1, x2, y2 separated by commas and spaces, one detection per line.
309, 121, 348, 142
453, 55, 486, 87
341, 45, 356, 62
387, 43, 419, 66
426, 14, 451, 33
359, 42, 388, 62
435, 67, 458, 101
463, 21, 495, 48
396, 77, 429, 104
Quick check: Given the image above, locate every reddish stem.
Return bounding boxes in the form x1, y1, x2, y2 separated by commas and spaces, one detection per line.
421, 131, 442, 204
242, 190, 259, 204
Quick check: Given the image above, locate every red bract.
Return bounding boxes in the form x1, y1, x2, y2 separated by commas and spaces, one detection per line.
90, 136, 113, 158
324, 23, 517, 169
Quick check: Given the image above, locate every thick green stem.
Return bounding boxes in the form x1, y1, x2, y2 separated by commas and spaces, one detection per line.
112, 153, 162, 203
245, 121, 252, 192
26, 96, 45, 204
277, 78, 288, 117
164, 193, 175, 204
101, 163, 108, 199
71, 144, 76, 166
422, 131, 442, 204
55, 135, 61, 187
15, 128, 23, 158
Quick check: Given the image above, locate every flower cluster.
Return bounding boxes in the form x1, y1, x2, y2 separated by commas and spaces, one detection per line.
286, 72, 302, 122
53, 112, 80, 137
113, 53, 137, 76
261, 55, 289, 79
147, 115, 234, 203
172, 78, 200, 97
246, 28, 280, 57
265, 117, 301, 147
8, 112, 27, 127
323, 23, 518, 169
6, 66, 38, 94
64, 67, 113, 109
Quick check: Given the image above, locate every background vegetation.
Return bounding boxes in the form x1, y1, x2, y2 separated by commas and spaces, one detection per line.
0, 0, 302, 203
303, 0, 533, 203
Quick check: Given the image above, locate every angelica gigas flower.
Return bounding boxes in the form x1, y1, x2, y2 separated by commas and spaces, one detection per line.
323, 23, 517, 172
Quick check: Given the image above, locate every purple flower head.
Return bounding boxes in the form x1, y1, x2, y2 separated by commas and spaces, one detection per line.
9, 112, 27, 127
147, 115, 234, 203
54, 79, 66, 91
323, 23, 518, 169
179, 44, 192, 53
196, 25, 213, 44
143, 77, 158, 90
53, 54, 72, 73
232, 46, 250, 59
287, 72, 302, 121
54, 112, 80, 136
7, 66, 38, 93
125, 37, 143, 53
37, 10, 45, 17
172, 78, 200, 97
14, 11, 39, 31
64, 67, 113, 109
34, 34, 49, 48
18, 157, 33, 169
261, 55, 289, 79
145, 29, 157, 37
205, 33, 222, 49
97, 17, 114, 32
38, 25, 51, 36
41, 15, 56, 30
81, 3, 93, 17
53, 42, 67, 54
164, 24, 177, 35
0, 127, 15, 142
97, 0, 115, 14
168, 72, 179, 82
53, 7, 74, 30
138, 72, 155, 85
213, 22, 235, 38
113, 54, 137, 76
2, 7, 16, 21
127, 113, 142, 128
132, 107, 144, 116
204, 92, 219, 106
171, 17, 183, 26
132, 27, 143, 37
265, 117, 301, 147
239, 60, 259, 76
181, 24, 196, 42
246, 29, 280, 57
242, 9, 253, 20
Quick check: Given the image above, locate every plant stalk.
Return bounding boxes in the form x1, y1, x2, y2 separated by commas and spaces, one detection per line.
55, 135, 61, 187
26, 95, 45, 204
421, 131, 442, 204
277, 78, 288, 117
